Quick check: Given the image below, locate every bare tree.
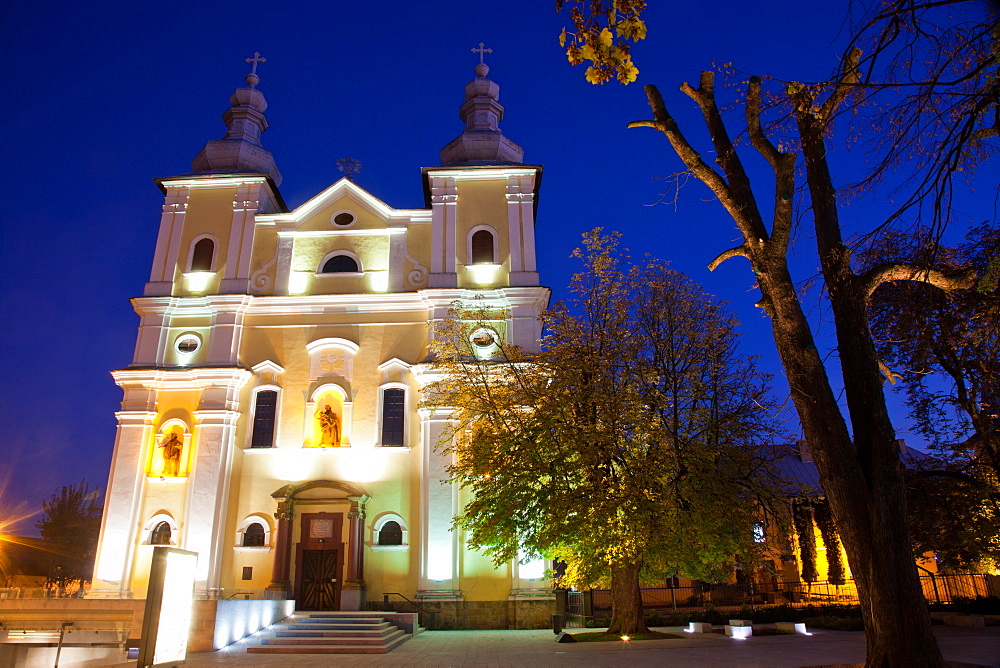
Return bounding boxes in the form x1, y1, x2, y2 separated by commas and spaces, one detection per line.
554, 2, 995, 663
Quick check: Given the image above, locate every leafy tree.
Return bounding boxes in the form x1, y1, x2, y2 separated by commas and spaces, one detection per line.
425, 231, 783, 635
35, 480, 102, 596
865, 223, 1000, 480
553, 1, 996, 664
904, 456, 1000, 571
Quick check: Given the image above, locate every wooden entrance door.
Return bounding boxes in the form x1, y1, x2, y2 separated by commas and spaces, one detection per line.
294, 512, 345, 610
300, 549, 339, 610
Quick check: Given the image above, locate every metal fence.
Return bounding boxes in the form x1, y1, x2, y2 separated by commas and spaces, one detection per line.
0, 587, 280, 600
586, 573, 998, 613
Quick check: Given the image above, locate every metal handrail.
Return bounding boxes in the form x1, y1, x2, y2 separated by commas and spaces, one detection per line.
382, 592, 438, 629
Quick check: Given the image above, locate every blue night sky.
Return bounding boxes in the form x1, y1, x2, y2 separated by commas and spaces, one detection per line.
2, 1, 993, 532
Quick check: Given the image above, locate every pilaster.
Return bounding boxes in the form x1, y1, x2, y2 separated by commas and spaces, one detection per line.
145, 188, 190, 297
91, 405, 157, 595
185, 368, 251, 591
205, 295, 253, 366
416, 406, 461, 597
429, 177, 458, 287
220, 183, 264, 294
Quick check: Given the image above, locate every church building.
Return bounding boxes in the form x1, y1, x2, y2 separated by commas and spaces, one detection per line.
91, 50, 553, 629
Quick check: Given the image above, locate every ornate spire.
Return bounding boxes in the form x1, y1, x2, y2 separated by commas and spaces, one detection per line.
439, 43, 524, 165
191, 52, 282, 185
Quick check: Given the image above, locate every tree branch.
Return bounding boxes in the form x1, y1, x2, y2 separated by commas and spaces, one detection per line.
860, 263, 977, 301
879, 359, 903, 385
681, 73, 769, 242
707, 244, 750, 271
746, 76, 797, 255
820, 48, 862, 121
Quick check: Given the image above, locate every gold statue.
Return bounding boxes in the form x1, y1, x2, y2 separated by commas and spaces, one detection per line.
316, 405, 340, 447
159, 432, 182, 476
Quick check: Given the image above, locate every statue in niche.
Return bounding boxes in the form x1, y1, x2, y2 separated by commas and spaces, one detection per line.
316, 405, 340, 447
159, 431, 183, 476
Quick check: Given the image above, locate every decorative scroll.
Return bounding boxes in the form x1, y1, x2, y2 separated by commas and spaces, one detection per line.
250, 246, 279, 292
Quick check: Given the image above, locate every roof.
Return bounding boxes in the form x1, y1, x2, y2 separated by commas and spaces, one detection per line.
773, 442, 933, 498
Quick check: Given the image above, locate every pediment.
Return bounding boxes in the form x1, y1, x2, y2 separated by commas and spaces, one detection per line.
257, 177, 429, 232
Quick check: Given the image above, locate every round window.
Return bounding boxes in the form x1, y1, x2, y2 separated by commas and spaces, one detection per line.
176, 334, 201, 355
332, 211, 356, 227
470, 329, 497, 350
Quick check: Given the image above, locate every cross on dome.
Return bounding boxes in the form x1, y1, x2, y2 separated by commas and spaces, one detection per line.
472, 42, 492, 64
471, 42, 493, 77
244, 51, 266, 87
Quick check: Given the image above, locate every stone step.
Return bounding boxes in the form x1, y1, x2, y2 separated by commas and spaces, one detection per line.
247, 635, 408, 655
298, 615, 384, 622
275, 628, 394, 638
283, 623, 392, 632
247, 613, 411, 655
261, 631, 405, 647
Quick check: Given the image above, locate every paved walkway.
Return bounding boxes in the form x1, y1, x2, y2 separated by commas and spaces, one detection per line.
182, 625, 1000, 667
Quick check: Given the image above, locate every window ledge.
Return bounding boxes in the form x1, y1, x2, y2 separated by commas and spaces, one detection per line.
370, 545, 409, 552
375, 445, 412, 452
233, 546, 272, 553
146, 476, 188, 483
314, 272, 364, 278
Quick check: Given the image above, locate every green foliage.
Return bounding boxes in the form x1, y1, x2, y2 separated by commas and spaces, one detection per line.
35, 479, 102, 595
905, 464, 1000, 570
425, 229, 785, 595
791, 501, 818, 583
813, 499, 845, 585
801, 615, 866, 632
864, 224, 1000, 569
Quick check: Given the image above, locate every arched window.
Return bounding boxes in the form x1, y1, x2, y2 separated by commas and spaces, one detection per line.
242, 523, 266, 547
190, 238, 215, 272
470, 230, 495, 264
371, 513, 408, 551
250, 390, 278, 448
378, 521, 403, 546
151, 521, 172, 545
321, 254, 359, 273
380, 388, 405, 446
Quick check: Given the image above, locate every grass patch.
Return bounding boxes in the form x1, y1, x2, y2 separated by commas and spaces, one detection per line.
570, 631, 684, 642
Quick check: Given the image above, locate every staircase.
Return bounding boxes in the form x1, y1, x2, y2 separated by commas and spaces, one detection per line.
247, 612, 412, 654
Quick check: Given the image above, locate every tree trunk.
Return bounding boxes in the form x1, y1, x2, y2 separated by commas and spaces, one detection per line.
795, 104, 944, 667
634, 76, 946, 666
606, 560, 648, 635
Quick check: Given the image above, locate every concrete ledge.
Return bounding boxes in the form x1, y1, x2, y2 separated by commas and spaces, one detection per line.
192, 599, 295, 651
776, 621, 810, 634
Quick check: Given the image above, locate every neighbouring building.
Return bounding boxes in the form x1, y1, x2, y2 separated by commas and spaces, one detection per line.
90, 51, 552, 629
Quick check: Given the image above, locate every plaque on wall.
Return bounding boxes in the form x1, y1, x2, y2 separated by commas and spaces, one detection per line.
310, 519, 334, 539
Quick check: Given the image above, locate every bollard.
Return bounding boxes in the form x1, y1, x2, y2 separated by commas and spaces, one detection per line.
552, 613, 563, 634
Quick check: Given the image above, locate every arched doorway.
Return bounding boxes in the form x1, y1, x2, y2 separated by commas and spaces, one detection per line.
268, 480, 370, 611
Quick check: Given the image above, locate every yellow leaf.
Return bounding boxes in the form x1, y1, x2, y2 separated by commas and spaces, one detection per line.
618, 57, 639, 84
559, 28, 567, 48
598, 27, 613, 49
580, 44, 596, 61
585, 66, 603, 85
633, 19, 647, 41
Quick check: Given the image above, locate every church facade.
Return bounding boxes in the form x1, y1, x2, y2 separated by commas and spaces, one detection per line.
91, 53, 553, 628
